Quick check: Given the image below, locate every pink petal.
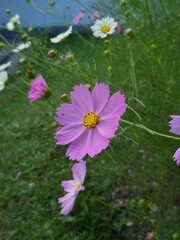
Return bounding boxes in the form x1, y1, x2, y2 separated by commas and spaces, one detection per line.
173, 147, 180, 165
58, 191, 75, 204
92, 83, 110, 113
66, 130, 90, 160
70, 84, 93, 114
55, 124, 85, 145
72, 160, 86, 184
97, 116, 120, 138
58, 192, 76, 216
55, 103, 83, 126
99, 92, 127, 119
87, 128, 109, 158
61, 180, 76, 192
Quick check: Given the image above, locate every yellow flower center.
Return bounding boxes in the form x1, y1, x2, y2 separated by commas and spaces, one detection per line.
101, 25, 110, 33
74, 183, 81, 191
83, 111, 99, 128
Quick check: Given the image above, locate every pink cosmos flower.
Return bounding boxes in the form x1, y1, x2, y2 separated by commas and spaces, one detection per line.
169, 115, 180, 166
55, 83, 127, 160
58, 160, 86, 215
28, 75, 48, 102
173, 147, 180, 165
73, 10, 86, 24
169, 115, 180, 135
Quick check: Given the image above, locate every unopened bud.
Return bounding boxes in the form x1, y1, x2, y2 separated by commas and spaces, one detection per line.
66, 53, 74, 62
0, 42, 4, 48
107, 66, 112, 72
85, 84, 91, 90
150, 44, 157, 50
104, 50, 110, 56
120, 0, 126, 7
26, 69, 35, 79
48, 49, 55, 58
124, 28, 133, 36
5, 9, 11, 14
28, 27, 34, 32
22, 33, 28, 39
125, 10, 131, 17
48, 1, 55, 6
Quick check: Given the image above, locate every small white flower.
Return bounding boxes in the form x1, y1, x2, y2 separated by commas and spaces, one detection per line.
6, 14, 20, 31
91, 17, 117, 38
0, 71, 8, 91
0, 61, 12, 71
12, 42, 31, 53
50, 26, 73, 43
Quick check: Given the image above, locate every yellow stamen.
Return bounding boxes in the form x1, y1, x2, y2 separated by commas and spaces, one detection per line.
83, 111, 99, 128
74, 183, 81, 191
101, 25, 110, 33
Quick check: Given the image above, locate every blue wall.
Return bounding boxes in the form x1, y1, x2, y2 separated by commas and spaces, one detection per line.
0, 0, 95, 27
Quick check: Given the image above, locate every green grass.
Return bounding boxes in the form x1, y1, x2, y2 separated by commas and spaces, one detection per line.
0, 0, 180, 239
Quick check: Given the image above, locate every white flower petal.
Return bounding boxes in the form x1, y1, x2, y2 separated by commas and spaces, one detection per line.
12, 42, 31, 53
0, 71, 8, 91
0, 61, 12, 71
50, 26, 73, 43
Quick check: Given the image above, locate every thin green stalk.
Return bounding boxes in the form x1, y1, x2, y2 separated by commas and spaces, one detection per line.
91, 195, 121, 212
129, 50, 138, 98
121, 119, 180, 141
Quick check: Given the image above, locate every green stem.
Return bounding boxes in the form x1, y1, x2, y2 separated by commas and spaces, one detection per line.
91, 195, 121, 212
121, 119, 180, 141
129, 50, 138, 98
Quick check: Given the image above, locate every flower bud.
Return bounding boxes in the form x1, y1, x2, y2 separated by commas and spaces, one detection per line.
0, 42, 4, 48
48, 49, 55, 58
48, 1, 55, 6
28, 27, 34, 32
104, 50, 110, 56
26, 69, 35, 79
107, 66, 112, 72
124, 28, 133, 36
125, 10, 131, 17
150, 44, 157, 50
6, 9, 11, 14
120, 0, 126, 7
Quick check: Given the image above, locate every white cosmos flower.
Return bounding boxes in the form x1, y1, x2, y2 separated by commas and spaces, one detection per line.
91, 17, 117, 38
50, 26, 73, 43
12, 42, 31, 53
6, 14, 20, 31
0, 61, 12, 71
0, 71, 8, 91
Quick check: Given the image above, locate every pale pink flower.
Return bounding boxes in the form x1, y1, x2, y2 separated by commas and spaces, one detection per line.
28, 75, 48, 102
55, 83, 127, 160
58, 160, 86, 216
73, 10, 86, 24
